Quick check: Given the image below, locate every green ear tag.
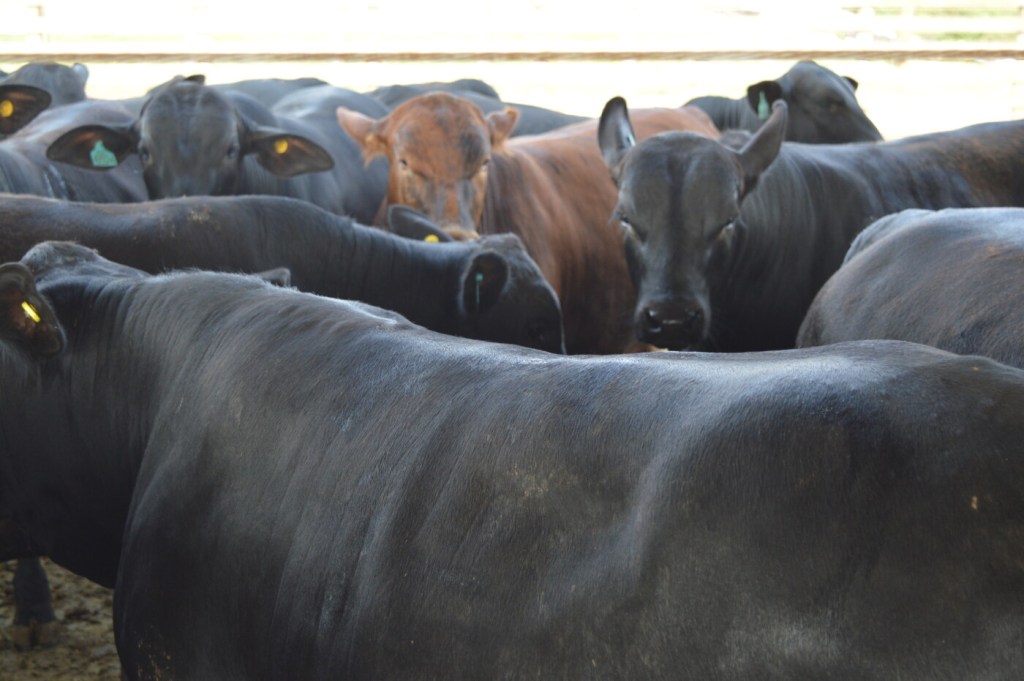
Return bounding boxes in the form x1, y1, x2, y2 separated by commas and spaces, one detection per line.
89, 140, 118, 168
757, 92, 770, 121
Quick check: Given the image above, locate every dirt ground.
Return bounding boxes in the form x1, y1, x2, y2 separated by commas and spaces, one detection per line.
0, 559, 120, 681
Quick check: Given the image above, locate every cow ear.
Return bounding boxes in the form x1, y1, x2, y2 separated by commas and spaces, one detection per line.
46, 124, 137, 170
461, 251, 508, 316
254, 267, 292, 288
0, 85, 53, 136
736, 100, 787, 192
844, 76, 859, 92
184, 74, 206, 86
387, 204, 454, 242
487, 107, 518, 146
0, 263, 63, 358
247, 129, 335, 176
335, 106, 387, 162
746, 81, 784, 120
71, 63, 90, 87
598, 96, 636, 183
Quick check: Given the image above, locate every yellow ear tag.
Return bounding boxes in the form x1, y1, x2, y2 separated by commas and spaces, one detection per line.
21, 301, 41, 323
424, 234, 440, 243
274, 139, 289, 155
0, 100, 13, 118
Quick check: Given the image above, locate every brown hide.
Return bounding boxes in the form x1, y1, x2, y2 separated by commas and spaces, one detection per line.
337, 93, 719, 354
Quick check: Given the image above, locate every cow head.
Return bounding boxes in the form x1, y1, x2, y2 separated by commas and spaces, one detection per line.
0, 84, 52, 138
46, 75, 334, 198
599, 96, 787, 350
0, 261, 63, 358
388, 205, 564, 353
0, 62, 88, 107
747, 60, 882, 144
337, 92, 518, 233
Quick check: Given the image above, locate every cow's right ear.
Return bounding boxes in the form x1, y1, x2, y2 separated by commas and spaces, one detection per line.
387, 205, 454, 242
336, 107, 388, 163
598, 96, 636, 184
46, 124, 138, 170
0, 263, 63, 358
0, 85, 53, 136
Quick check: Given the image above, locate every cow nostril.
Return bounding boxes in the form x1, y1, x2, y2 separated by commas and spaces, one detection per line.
684, 307, 704, 330
643, 308, 663, 333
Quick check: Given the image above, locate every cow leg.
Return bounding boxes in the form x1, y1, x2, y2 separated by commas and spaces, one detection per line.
9, 557, 60, 650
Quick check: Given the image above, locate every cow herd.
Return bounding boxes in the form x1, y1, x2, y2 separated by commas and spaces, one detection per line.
0, 59, 1023, 679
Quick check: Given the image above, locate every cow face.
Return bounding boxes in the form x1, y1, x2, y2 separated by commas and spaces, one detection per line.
747, 61, 882, 144
46, 76, 334, 198
338, 92, 518, 233
599, 97, 786, 350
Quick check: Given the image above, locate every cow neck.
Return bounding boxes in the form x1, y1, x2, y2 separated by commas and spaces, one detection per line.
321, 223, 459, 335
0, 276, 144, 586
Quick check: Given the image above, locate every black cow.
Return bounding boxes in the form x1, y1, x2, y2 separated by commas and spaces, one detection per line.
0, 86, 146, 201
3, 240, 1024, 679
685, 60, 883, 143
598, 97, 1024, 352
0, 62, 89, 111
0, 191, 563, 646
798, 207, 1024, 368
368, 80, 587, 136
0, 193, 564, 353
44, 75, 387, 224
207, 76, 330, 107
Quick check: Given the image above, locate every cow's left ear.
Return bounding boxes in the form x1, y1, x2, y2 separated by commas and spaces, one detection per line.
746, 81, 785, 119
487, 107, 519, 147
246, 128, 335, 176
387, 204, 454, 242
844, 76, 859, 92
0, 263, 63, 357
736, 100, 787, 194
461, 251, 508, 316
598, 96, 636, 183
0, 84, 53, 136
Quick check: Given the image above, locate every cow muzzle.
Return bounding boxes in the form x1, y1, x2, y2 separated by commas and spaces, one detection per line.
636, 300, 707, 350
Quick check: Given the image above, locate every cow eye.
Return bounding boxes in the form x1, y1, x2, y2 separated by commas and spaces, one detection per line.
399, 158, 409, 169
713, 218, 737, 243
138, 145, 151, 164
527, 320, 547, 345
225, 144, 239, 160
619, 215, 644, 242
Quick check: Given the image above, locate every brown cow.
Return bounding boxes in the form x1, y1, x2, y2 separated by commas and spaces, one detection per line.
336, 93, 719, 354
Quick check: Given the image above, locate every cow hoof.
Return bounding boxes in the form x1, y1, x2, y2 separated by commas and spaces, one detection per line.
10, 619, 62, 650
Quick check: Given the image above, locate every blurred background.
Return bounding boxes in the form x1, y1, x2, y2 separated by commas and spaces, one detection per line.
2, 2, 1024, 679
2, 0, 1024, 139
